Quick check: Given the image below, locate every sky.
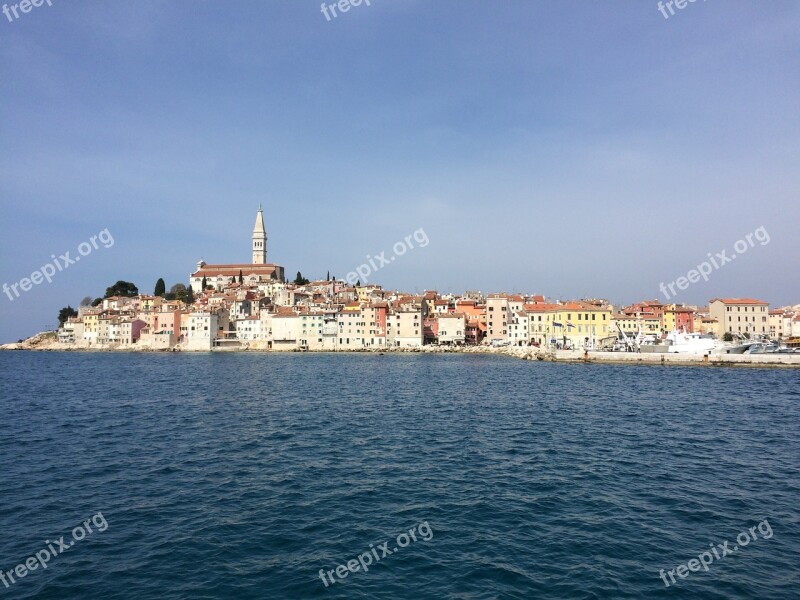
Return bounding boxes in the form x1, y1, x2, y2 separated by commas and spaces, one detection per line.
1, 0, 799, 342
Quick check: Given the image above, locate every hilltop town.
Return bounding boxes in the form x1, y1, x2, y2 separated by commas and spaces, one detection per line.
6, 208, 800, 353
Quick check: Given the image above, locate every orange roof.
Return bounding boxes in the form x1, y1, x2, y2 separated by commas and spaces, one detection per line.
192, 264, 280, 277
523, 303, 561, 312
560, 301, 609, 311
710, 298, 769, 305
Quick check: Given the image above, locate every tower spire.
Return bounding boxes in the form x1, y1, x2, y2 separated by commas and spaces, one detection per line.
252, 205, 267, 264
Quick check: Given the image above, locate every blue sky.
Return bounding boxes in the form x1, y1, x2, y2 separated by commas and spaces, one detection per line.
1, 0, 799, 341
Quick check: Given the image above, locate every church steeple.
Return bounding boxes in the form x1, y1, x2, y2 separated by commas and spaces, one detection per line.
252, 204, 267, 264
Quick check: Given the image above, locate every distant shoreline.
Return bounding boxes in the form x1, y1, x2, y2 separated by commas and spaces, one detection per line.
3, 333, 799, 368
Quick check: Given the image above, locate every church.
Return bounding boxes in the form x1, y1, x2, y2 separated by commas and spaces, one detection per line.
189, 206, 286, 293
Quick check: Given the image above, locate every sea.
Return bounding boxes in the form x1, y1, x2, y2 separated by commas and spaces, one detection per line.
0, 352, 798, 599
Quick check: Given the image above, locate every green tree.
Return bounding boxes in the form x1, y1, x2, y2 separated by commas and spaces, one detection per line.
723, 332, 734, 342
79, 296, 93, 306
154, 278, 166, 296
238, 270, 244, 284
186, 284, 195, 304
294, 271, 309, 285
57, 305, 78, 325
326, 271, 330, 281
201, 276, 207, 290
91, 297, 103, 307
170, 283, 189, 303
104, 280, 138, 298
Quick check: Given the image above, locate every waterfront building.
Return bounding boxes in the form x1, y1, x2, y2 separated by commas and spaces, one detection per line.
709, 298, 769, 337
437, 314, 466, 345
363, 303, 388, 347
386, 309, 423, 347
299, 312, 326, 350
185, 312, 219, 351
235, 316, 263, 342
552, 301, 612, 349
97, 314, 112, 345
81, 310, 101, 344
338, 303, 365, 349
486, 295, 510, 343
769, 309, 787, 339
108, 318, 146, 345
271, 313, 300, 349
525, 303, 559, 346
509, 310, 529, 346
58, 317, 84, 343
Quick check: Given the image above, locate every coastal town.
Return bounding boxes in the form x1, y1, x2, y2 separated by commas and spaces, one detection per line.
12, 208, 800, 355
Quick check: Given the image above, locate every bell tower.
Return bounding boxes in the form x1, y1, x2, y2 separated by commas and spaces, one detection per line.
252, 204, 267, 264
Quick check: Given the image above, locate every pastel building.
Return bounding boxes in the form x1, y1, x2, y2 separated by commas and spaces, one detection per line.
362, 304, 388, 347
663, 305, 696, 333
437, 314, 466, 345
185, 312, 219, 351
486, 295, 509, 343
709, 298, 769, 337
108, 318, 146, 345
386, 309, 423, 347
551, 301, 612, 349
525, 303, 559, 346
299, 312, 325, 350
338, 303, 365, 349
509, 310, 529, 346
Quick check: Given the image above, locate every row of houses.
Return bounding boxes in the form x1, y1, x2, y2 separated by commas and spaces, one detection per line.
57, 280, 799, 350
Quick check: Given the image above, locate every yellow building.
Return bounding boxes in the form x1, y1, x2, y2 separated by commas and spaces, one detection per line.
556, 301, 613, 348
140, 295, 163, 311
611, 313, 639, 336
82, 310, 101, 343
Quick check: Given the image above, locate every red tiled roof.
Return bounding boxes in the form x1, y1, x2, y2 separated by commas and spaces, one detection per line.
192, 264, 280, 277
523, 303, 560, 312
710, 298, 768, 305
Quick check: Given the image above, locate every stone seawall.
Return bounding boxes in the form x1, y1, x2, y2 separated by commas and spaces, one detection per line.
3, 333, 799, 368
542, 349, 800, 368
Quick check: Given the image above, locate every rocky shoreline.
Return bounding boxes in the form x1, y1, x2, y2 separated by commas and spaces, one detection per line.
3, 331, 799, 368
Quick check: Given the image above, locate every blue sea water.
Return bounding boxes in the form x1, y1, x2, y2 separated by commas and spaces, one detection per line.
0, 352, 798, 599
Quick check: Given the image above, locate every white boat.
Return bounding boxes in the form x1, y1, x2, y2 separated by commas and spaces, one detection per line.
663, 330, 717, 354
